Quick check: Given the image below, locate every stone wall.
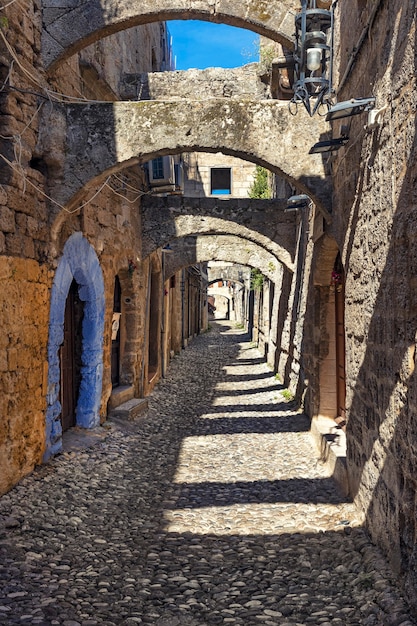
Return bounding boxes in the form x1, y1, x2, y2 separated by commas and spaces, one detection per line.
0, 2, 170, 491
323, 0, 417, 607
123, 64, 271, 101
0, 257, 51, 493
183, 152, 259, 198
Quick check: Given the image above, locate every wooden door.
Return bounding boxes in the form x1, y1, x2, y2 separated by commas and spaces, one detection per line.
60, 280, 84, 432
111, 276, 121, 388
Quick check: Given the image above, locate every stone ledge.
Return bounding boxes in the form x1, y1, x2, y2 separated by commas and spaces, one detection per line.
108, 385, 135, 409
109, 398, 148, 422
310, 416, 349, 497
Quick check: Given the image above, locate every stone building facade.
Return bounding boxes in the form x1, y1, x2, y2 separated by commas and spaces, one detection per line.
2, 0, 417, 613
0, 8, 205, 491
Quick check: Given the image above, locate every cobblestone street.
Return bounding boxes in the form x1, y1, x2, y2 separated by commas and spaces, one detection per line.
0, 322, 414, 626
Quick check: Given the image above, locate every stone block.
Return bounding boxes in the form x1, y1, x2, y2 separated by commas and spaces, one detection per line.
109, 398, 148, 421
0, 206, 15, 233
108, 385, 135, 409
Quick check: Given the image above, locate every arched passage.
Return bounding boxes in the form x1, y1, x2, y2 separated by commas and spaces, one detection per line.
48, 99, 331, 231
141, 195, 296, 270
42, 0, 296, 70
45, 232, 105, 460
161, 234, 284, 283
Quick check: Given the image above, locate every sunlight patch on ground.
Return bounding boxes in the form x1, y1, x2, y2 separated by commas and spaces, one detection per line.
198, 410, 289, 419
212, 393, 281, 406
163, 502, 360, 536
173, 433, 327, 484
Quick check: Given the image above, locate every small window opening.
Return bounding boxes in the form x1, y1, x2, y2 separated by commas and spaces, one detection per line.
152, 157, 165, 180
211, 168, 231, 195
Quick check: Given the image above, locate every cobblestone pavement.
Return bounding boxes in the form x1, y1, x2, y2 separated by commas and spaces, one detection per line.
0, 322, 415, 626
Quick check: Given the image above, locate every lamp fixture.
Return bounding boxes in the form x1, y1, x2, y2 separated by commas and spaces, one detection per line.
285, 194, 312, 211
291, 0, 334, 117
309, 136, 349, 154
325, 97, 376, 121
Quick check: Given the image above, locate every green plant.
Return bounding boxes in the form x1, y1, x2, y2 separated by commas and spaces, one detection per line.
268, 261, 276, 273
0, 17, 9, 29
250, 268, 264, 291
259, 44, 275, 73
274, 373, 281, 382
248, 165, 271, 200
281, 388, 295, 402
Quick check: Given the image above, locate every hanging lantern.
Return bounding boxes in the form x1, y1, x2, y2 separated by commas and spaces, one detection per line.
291, 0, 333, 116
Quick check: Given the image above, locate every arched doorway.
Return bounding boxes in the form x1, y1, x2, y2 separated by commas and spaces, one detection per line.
45, 233, 105, 460
147, 259, 162, 386
311, 238, 347, 427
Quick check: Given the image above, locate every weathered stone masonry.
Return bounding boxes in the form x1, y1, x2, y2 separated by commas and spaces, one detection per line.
42, 0, 296, 69
3, 0, 417, 614
48, 99, 332, 217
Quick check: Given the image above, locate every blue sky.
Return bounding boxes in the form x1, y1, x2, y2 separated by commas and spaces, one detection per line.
168, 21, 260, 70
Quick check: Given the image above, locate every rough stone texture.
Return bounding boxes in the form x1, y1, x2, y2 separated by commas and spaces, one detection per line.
141, 195, 296, 268
0, 257, 51, 494
53, 99, 331, 215
122, 64, 272, 101
0, 3, 174, 493
0, 322, 415, 625
312, 0, 417, 611
42, 0, 296, 70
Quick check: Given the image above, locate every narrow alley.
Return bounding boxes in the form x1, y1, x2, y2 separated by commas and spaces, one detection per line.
0, 322, 414, 626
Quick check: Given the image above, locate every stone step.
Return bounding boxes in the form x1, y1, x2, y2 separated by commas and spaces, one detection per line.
109, 398, 148, 422
108, 385, 135, 410
310, 416, 349, 497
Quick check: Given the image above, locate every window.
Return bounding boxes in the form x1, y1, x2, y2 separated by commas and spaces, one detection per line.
211, 168, 231, 195
152, 157, 165, 180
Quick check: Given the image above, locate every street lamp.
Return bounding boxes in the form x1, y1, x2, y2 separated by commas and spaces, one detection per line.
291, 0, 333, 116
285, 194, 312, 212
309, 136, 349, 154
325, 97, 376, 121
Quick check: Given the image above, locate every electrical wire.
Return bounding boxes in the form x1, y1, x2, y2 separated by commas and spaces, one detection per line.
0, 0, 25, 10
0, 148, 114, 213
0, 29, 121, 105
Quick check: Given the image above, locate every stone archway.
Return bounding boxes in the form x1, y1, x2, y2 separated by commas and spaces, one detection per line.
45, 232, 105, 461
42, 0, 296, 70
48, 99, 331, 226
161, 234, 284, 283
141, 195, 296, 270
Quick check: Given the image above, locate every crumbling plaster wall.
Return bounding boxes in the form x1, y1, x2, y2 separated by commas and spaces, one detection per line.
327, 0, 417, 604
